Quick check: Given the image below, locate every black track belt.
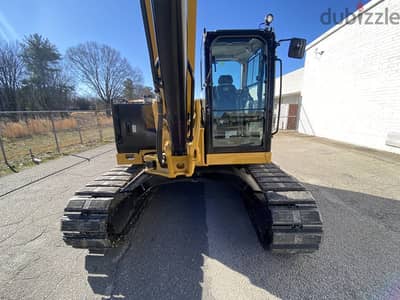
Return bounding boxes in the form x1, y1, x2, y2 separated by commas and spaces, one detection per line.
61, 166, 151, 250
245, 164, 323, 254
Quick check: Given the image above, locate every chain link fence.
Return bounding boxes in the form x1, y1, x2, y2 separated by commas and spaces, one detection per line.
0, 110, 115, 176
0, 109, 299, 176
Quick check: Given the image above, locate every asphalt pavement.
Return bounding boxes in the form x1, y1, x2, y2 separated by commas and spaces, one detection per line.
0, 133, 399, 300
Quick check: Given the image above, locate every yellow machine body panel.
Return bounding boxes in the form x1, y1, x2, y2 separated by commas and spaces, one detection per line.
116, 99, 272, 177
206, 152, 272, 166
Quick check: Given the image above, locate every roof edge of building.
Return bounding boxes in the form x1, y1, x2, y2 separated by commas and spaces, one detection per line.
282, 67, 304, 77
306, 0, 386, 51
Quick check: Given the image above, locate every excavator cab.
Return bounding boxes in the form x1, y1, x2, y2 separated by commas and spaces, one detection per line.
204, 31, 275, 155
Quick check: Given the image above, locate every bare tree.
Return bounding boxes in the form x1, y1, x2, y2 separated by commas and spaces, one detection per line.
66, 42, 142, 109
0, 42, 24, 111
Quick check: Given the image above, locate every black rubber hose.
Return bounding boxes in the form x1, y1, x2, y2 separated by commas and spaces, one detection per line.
156, 95, 166, 168
187, 62, 195, 142
272, 58, 283, 136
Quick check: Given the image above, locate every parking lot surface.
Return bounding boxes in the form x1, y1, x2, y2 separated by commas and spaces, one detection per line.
0, 133, 399, 299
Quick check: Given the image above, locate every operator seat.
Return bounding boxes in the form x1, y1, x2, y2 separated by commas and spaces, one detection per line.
214, 75, 238, 111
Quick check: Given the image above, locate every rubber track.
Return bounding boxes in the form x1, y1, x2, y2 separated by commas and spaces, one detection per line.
246, 164, 323, 254
61, 166, 149, 250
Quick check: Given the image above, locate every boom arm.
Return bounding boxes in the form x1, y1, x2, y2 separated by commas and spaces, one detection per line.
140, 0, 196, 159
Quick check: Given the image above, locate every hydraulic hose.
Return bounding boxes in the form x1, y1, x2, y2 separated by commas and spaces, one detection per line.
272, 58, 283, 136
156, 94, 166, 167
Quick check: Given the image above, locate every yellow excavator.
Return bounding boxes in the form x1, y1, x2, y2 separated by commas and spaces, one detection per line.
61, 0, 322, 254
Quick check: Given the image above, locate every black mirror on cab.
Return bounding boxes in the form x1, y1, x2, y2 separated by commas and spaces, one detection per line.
288, 38, 306, 59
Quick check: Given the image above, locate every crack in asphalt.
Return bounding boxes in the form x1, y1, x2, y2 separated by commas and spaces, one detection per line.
0, 147, 114, 199
0, 229, 19, 244
3, 228, 47, 249
0, 213, 59, 248
4, 256, 42, 286
0, 209, 60, 232
42, 273, 68, 300
0, 219, 26, 228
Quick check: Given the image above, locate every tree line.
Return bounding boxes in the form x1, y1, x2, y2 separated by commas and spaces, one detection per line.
0, 34, 151, 112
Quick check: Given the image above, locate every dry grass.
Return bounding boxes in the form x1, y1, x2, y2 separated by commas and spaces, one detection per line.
1, 122, 30, 138
0, 127, 115, 177
0, 115, 113, 139
55, 118, 78, 131
0, 112, 115, 176
98, 115, 113, 127
26, 119, 51, 134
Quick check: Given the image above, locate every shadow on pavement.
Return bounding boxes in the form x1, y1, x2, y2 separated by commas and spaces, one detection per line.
85, 182, 208, 299
200, 181, 400, 299
84, 180, 400, 299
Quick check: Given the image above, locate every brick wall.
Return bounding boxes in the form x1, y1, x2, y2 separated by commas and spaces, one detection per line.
299, 0, 400, 154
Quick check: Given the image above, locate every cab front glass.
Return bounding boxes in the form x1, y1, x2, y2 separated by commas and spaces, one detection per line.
209, 37, 267, 150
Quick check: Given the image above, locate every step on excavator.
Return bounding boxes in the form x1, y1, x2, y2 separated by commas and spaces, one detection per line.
61, 0, 323, 254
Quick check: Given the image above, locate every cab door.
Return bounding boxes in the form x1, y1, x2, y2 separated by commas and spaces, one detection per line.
205, 34, 269, 155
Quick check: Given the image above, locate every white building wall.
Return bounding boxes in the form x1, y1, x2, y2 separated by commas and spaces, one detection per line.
278, 103, 290, 129
275, 94, 301, 129
299, 0, 400, 154
275, 68, 304, 97
274, 68, 303, 130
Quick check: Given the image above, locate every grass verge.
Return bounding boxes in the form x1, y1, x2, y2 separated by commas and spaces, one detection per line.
0, 127, 115, 177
